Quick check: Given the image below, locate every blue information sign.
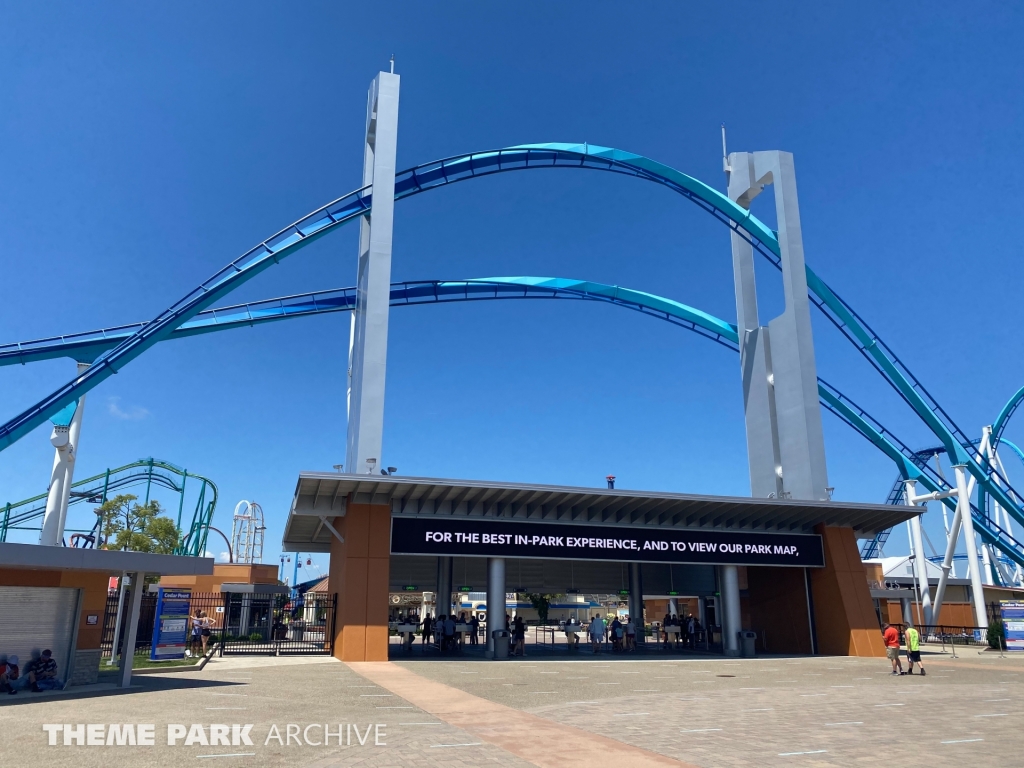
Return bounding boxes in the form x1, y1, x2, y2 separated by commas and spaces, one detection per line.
151, 588, 192, 660
1001, 600, 1024, 652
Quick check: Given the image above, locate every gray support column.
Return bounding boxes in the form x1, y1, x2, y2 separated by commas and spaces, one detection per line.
628, 563, 644, 644
728, 156, 783, 499
760, 151, 829, 501
901, 597, 913, 627
719, 565, 741, 656
953, 465, 988, 627
56, 362, 90, 539
117, 572, 145, 688
697, 596, 706, 628
668, 597, 678, 615
345, 69, 401, 474
486, 557, 506, 659
39, 426, 71, 545
239, 595, 251, 636
727, 151, 829, 501
105, 572, 128, 666
905, 481, 933, 624
435, 556, 453, 618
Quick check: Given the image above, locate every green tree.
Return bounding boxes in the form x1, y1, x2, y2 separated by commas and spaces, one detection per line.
146, 515, 181, 554
987, 620, 1006, 650
98, 494, 180, 553
525, 593, 562, 623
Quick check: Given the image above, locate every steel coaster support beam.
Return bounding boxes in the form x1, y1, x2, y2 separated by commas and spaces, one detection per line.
38, 424, 71, 545
346, 68, 400, 475
55, 362, 90, 542
727, 151, 829, 502
953, 464, 988, 627
727, 155, 781, 499
903, 480, 933, 624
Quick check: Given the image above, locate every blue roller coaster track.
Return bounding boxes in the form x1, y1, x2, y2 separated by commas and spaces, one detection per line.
4, 275, 1023, 572
2, 142, 1022, 568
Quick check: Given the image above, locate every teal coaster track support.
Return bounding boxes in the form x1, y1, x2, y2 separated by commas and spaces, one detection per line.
0, 457, 217, 556
4, 276, 1023, 574
2, 142, 1023, 579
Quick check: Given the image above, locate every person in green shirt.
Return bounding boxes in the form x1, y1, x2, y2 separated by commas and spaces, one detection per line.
904, 625, 925, 675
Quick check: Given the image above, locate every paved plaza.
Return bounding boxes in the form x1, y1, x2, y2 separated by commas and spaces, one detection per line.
2, 648, 1022, 767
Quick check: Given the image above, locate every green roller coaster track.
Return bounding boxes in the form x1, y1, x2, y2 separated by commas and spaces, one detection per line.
0, 457, 217, 556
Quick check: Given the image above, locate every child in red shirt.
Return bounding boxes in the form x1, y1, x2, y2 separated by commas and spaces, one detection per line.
882, 624, 904, 675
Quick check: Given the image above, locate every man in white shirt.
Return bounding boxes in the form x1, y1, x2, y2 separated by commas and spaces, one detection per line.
589, 614, 606, 654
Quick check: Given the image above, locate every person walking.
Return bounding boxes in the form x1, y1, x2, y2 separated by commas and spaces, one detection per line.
882, 623, 904, 675
904, 625, 925, 675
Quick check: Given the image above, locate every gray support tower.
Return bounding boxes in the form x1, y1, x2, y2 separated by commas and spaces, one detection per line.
345, 68, 401, 473
727, 151, 830, 502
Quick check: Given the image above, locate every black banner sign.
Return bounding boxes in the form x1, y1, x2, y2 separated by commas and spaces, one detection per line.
390, 516, 824, 568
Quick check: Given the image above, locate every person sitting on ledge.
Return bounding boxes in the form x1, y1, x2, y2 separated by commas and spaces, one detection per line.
27, 650, 63, 691
0, 655, 20, 695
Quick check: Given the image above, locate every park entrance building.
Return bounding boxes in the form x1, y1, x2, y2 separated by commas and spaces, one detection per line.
282, 473, 916, 661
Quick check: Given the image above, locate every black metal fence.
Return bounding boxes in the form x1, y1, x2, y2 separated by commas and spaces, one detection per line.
102, 590, 336, 659
218, 592, 336, 655
889, 623, 990, 647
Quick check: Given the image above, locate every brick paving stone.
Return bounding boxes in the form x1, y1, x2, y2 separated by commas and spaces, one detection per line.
2, 650, 1021, 767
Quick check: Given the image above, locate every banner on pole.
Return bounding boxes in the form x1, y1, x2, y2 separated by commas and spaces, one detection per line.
1001, 600, 1024, 651
151, 588, 192, 661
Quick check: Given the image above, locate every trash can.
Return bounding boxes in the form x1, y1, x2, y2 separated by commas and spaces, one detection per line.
739, 630, 757, 658
491, 629, 511, 659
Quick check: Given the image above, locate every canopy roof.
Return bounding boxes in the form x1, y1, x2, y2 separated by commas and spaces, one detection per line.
282, 473, 914, 553
0, 541, 214, 576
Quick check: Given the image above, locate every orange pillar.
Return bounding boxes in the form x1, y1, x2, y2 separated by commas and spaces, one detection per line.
746, 566, 813, 654
327, 499, 391, 661
810, 525, 886, 657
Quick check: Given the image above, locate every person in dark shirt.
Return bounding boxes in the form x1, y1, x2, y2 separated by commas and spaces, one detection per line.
443, 615, 456, 653
512, 616, 526, 657
610, 617, 623, 652
27, 650, 62, 691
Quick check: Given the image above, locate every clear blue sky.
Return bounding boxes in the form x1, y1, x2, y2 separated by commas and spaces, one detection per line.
1, 2, 1021, 577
